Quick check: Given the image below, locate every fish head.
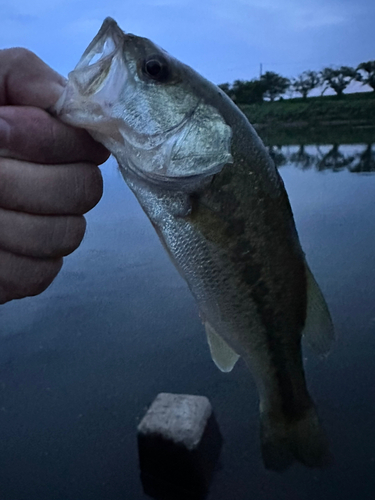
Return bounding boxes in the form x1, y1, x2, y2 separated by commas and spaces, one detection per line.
54, 17, 233, 187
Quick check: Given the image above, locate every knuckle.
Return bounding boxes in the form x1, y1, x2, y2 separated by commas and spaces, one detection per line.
85, 165, 103, 211
27, 258, 63, 297
58, 215, 86, 256
0, 249, 62, 302
72, 163, 103, 214
3, 47, 38, 66
0, 210, 87, 259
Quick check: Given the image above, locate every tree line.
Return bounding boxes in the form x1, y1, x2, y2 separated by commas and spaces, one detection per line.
219, 61, 375, 104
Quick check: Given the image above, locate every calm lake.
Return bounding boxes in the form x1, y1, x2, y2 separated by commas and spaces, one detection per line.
1, 130, 375, 500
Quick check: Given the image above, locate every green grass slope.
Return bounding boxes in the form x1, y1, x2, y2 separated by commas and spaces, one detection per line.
240, 91, 375, 127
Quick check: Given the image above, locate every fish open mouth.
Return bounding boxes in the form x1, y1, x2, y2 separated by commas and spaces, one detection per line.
69, 17, 126, 97
75, 18, 123, 71
52, 17, 129, 123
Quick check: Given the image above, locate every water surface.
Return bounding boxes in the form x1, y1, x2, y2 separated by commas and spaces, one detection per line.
1, 135, 375, 500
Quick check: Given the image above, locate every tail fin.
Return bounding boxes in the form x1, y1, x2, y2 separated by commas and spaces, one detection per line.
260, 406, 331, 471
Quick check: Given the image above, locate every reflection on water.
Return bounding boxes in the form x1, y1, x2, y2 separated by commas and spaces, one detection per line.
1, 131, 375, 500
268, 143, 375, 173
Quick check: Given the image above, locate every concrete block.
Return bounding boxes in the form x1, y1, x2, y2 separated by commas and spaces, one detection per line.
137, 393, 222, 499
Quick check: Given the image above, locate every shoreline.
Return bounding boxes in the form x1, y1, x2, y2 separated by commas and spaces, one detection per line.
238, 91, 375, 141
251, 122, 375, 146
254, 120, 375, 129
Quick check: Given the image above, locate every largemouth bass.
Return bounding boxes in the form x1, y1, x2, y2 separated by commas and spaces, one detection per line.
54, 18, 335, 471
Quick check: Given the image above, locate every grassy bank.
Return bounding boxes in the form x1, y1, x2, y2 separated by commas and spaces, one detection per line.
255, 123, 375, 146
239, 91, 375, 129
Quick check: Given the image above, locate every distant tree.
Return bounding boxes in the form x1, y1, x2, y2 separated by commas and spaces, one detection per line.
218, 83, 233, 98
231, 79, 266, 104
292, 70, 321, 99
356, 61, 375, 91
320, 66, 358, 97
260, 71, 290, 102
218, 79, 266, 104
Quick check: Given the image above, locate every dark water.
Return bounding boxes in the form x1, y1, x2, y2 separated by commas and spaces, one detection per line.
1, 137, 375, 500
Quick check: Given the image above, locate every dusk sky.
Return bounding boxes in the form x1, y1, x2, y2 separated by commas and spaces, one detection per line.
1, 0, 373, 88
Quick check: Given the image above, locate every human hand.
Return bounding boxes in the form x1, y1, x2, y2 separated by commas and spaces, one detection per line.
0, 48, 109, 304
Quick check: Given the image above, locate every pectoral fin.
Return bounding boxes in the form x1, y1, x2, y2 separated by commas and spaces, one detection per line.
205, 322, 240, 372
302, 264, 335, 356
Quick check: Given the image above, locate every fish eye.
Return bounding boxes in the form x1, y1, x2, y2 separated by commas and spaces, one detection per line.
143, 55, 169, 82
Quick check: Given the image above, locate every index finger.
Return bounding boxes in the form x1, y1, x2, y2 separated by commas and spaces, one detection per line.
0, 48, 66, 109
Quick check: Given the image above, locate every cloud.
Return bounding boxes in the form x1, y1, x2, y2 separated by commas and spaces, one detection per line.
211, 0, 349, 40
0, 0, 373, 83
3, 0, 67, 16
143, 0, 189, 5
5, 13, 36, 23
65, 18, 104, 38
288, 5, 348, 29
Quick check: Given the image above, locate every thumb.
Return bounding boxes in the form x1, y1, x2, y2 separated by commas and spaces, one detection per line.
0, 48, 66, 109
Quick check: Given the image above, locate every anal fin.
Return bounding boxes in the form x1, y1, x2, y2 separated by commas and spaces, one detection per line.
205, 321, 240, 372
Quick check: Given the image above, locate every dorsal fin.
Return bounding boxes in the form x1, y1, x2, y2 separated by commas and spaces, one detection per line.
205, 322, 240, 372
302, 264, 335, 356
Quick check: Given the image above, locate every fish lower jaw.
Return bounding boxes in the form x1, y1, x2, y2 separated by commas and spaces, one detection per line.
119, 155, 213, 193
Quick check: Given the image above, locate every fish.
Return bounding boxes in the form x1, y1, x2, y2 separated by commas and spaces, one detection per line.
53, 18, 335, 471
